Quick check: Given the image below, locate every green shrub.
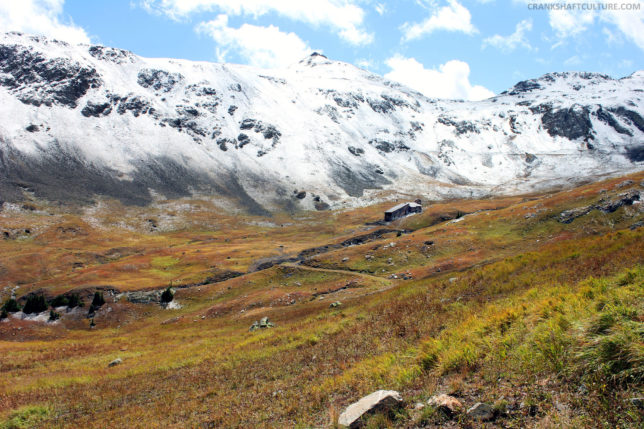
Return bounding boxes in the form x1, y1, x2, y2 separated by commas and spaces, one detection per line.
1, 298, 21, 313
91, 291, 105, 307
160, 286, 174, 303
50, 295, 69, 308
68, 293, 82, 308
89, 292, 105, 314
0, 309, 7, 320
22, 295, 48, 314
48, 310, 60, 321
0, 405, 51, 429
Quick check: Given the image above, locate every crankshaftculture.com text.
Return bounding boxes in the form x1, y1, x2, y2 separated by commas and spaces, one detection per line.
528, 2, 641, 10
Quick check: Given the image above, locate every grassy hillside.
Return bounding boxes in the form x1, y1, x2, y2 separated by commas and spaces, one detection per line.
1, 172, 643, 428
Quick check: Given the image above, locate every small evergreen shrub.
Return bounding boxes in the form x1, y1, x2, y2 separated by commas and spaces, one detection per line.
1, 298, 21, 313
68, 293, 83, 308
91, 291, 105, 307
89, 292, 105, 314
160, 286, 174, 303
49, 310, 60, 321
23, 294, 48, 314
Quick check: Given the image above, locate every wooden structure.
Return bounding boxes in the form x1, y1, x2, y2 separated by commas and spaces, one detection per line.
384, 202, 422, 222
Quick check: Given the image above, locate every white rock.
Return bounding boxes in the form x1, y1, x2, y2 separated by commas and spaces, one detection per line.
108, 358, 123, 367
338, 390, 403, 428
427, 394, 463, 415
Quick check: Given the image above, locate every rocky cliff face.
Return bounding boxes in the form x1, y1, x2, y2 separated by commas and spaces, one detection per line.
0, 32, 642, 213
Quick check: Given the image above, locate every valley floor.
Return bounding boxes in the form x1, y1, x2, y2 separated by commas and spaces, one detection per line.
1, 172, 643, 428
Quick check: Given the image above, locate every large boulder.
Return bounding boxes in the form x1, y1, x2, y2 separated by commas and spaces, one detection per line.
338, 390, 403, 428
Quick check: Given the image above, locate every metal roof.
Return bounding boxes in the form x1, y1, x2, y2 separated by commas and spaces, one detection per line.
385, 202, 420, 213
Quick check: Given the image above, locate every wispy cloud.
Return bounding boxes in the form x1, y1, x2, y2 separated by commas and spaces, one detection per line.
142, 0, 373, 45
483, 19, 533, 53
401, 0, 477, 41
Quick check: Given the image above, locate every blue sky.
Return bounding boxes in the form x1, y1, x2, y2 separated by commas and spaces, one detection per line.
1, 0, 642, 99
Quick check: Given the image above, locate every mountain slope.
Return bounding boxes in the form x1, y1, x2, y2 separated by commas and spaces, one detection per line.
0, 32, 642, 213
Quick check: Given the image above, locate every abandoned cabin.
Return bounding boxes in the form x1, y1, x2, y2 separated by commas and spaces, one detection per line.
384, 201, 422, 221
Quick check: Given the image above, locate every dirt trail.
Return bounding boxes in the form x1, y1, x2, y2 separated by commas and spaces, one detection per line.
281, 262, 391, 284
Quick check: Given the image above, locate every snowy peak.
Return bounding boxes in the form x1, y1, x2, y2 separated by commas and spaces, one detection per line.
502, 71, 631, 98
0, 32, 642, 213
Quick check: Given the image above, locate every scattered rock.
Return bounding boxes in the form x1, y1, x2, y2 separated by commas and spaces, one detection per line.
249, 316, 274, 332
329, 301, 342, 308
427, 394, 463, 417
616, 180, 634, 188
123, 290, 162, 304
424, 240, 434, 246
467, 402, 494, 421
338, 390, 403, 428
348, 146, 364, 156
342, 257, 349, 262
559, 190, 640, 223
137, 68, 183, 92
108, 358, 122, 367
295, 191, 306, 199
630, 397, 644, 409
414, 402, 425, 411
541, 105, 593, 141
314, 200, 330, 211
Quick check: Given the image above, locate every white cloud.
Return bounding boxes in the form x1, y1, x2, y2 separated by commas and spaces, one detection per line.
142, 0, 373, 45
516, 0, 643, 51
548, 8, 595, 39
196, 15, 313, 68
0, 0, 89, 44
384, 55, 494, 101
375, 3, 387, 16
600, 6, 644, 51
482, 19, 533, 52
402, 0, 477, 41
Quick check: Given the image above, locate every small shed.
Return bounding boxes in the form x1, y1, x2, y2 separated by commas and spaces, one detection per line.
384, 202, 422, 222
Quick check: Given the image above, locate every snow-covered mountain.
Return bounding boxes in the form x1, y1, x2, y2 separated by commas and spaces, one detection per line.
0, 32, 642, 214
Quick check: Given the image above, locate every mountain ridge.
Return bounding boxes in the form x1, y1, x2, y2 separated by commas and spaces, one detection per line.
0, 31, 642, 214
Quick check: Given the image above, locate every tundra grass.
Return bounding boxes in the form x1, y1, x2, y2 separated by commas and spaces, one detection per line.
0, 172, 642, 428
